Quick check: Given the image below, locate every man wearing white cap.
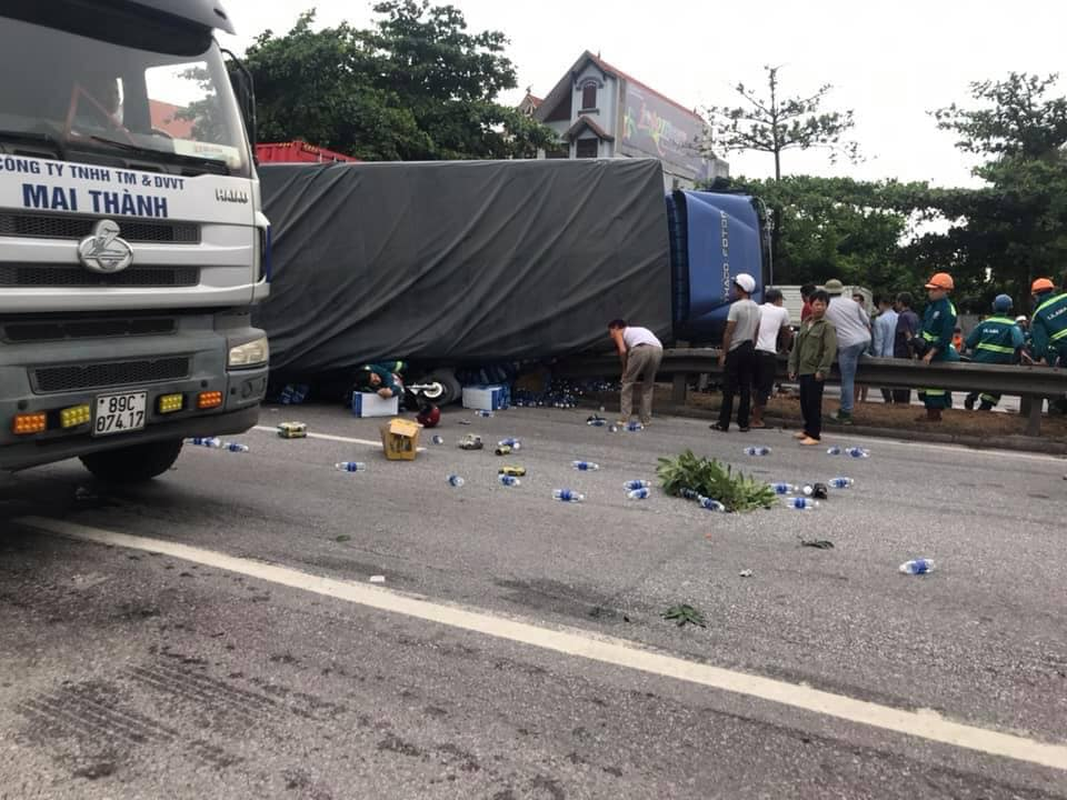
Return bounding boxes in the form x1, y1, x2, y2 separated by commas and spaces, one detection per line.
712, 273, 761, 432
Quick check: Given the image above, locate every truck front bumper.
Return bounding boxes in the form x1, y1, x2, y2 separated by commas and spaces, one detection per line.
0, 314, 268, 472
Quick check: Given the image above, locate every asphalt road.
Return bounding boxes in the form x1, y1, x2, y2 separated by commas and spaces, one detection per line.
1, 403, 1066, 799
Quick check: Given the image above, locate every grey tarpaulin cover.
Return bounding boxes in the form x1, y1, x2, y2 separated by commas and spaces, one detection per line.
256, 158, 672, 377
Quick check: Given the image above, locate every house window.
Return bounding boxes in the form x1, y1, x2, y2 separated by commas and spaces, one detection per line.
576, 138, 598, 159
580, 81, 598, 111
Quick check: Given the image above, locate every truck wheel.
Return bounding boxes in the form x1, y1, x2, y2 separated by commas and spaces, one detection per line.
79, 439, 183, 483
423, 370, 462, 406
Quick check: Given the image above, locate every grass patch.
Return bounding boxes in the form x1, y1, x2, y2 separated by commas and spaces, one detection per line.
657, 449, 775, 513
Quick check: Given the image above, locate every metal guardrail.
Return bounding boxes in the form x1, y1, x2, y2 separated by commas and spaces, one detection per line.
554, 348, 1067, 436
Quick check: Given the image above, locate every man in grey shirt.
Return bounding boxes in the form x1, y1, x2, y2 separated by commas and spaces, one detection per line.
823, 279, 871, 424
712, 273, 761, 432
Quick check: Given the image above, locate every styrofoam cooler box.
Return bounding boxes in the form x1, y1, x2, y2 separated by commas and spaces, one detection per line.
351, 392, 400, 418
462, 384, 509, 411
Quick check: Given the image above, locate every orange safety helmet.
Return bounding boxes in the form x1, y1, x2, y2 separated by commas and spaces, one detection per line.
924, 272, 954, 290
1031, 277, 1055, 294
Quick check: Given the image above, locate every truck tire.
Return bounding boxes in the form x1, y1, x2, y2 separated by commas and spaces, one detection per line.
79, 439, 183, 483
423, 369, 462, 406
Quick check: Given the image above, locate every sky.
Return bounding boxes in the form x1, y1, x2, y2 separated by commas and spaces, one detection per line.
217, 0, 1067, 189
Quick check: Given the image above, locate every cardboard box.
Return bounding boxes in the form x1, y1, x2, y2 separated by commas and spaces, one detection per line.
379, 418, 420, 461
462, 385, 509, 411
351, 391, 399, 418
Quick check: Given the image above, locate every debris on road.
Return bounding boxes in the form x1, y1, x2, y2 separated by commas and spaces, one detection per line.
627, 487, 651, 500
743, 446, 771, 456
802, 483, 829, 500
623, 480, 650, 491
276, 422, 307, 438
499, 466, 526, 477
457, 434, 483, 451
553, 489, 585, 503
828, 477, 855, 489
786, 498, 819, 510
498, 438, 522, 451
658, 450, 775, 512
335, 461, 368, 473
739, 570, 754, 578
498, 474, 521, 487
335, 535, 351, 542
800, 538, 834, 549
661, 604, 706, 628
768, 482, 799, 495
431, 435, 445, 445
446, 475, 465, 488
899, 558, 936, 575
369, 575, 386, 583
495, 445, 512, 456
572, 461, 600, 471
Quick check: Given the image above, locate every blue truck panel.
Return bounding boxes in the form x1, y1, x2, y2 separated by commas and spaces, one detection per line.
668, 190, 766, 342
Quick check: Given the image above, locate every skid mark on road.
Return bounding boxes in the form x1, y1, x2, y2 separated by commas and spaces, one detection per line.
17, 514, 1067, 773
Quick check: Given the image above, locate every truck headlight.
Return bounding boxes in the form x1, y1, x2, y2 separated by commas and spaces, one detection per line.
229, 336, 269, 368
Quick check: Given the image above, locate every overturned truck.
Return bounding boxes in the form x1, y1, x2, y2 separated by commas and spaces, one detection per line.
257, 158, 767, 404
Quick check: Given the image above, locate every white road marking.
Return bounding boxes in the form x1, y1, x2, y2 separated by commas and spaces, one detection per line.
252, 425, 426, 452
16, 516, 1067, 772
823, 433, 1064, 464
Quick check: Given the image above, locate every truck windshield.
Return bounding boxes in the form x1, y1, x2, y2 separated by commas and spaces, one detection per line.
0, 14, 250, 178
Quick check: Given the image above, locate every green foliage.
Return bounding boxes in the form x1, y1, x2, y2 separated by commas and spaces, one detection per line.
656, 450, 775, 513
244, 4, 556, 161
705, 65, 860, 180
661, 604, 706, 628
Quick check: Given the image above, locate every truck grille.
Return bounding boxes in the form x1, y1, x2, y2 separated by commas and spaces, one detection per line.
0, 212, 200, 244
0, 265, 199, 287
3, 317, 177, 342
32, 357, 190, 393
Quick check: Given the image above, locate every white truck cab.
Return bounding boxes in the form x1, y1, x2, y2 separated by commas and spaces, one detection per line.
0, 0, 269, 481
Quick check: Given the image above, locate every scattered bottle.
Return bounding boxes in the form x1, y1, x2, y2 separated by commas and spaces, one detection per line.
190, 437, 222, 448
498, 474, 521, 487
473, 410, 494, 418
446, 474, 465, 488
494, 445, 512, 456
431, 435, 445, 445
626, 422, 643, 432
498, 438, 522, 450
846, 447, 870, 459
829, 477, 854, 489
744, 446, 771, 456
697, 496, 726, 512
679, 488, 700, 500
572, 461, 600, 471
826, 446, 842, 455
553, 489, 585, 503
627, 487, 651, 500
768, 482, 798, 495
623, 480, 651, 491
586, 415, 607, 427
223, 443, 249, 453
785, 497, 819, 510
607, 425, 619, 434
335, 461, 368, 472
899, 558, 936, 575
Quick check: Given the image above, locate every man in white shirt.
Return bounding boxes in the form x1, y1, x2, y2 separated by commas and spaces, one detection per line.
608, 319, 664, 426
751, 287, 792, 428
711, 273, 761, 432
823, 279, 871, 424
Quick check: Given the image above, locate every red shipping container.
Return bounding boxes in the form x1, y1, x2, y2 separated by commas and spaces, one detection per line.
256, 141, 359, 164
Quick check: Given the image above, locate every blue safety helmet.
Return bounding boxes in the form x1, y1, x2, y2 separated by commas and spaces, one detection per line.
992, 294, 1013, 313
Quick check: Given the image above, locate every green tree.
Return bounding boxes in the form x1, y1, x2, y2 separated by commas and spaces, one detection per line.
705, 65, 860, 181
244, 4, 555, 161
929, 73, 1067, 310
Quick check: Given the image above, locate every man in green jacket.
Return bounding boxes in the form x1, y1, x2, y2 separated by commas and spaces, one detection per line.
788, 290, 838, 446
917, 272, 960, 422
1030, 277, 1067, 367
963, 294, 1026, 411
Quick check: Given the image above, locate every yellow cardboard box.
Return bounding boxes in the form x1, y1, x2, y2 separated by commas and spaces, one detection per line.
380, 418, 420, 460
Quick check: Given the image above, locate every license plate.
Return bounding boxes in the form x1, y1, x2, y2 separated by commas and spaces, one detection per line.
93, 391, 147, 437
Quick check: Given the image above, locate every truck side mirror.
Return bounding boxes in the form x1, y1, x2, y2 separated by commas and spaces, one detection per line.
222, 48, 256, 151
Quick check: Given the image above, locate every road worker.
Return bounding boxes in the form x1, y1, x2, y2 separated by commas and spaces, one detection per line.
963, 295, 1025, 410
916, 272, 959, 422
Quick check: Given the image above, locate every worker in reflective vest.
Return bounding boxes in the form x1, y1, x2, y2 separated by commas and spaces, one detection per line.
1030, 278, 1067, 367
917, 272, 959, 422
963, 294, 1025, 411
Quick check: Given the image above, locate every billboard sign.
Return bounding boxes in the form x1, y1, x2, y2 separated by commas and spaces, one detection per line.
620, 83, 709, 182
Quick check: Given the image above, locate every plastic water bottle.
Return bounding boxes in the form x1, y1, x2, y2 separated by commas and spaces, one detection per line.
446, 474, 465, 488
431, 435, 444, 445
587, 416, 607, 427
899, 558, 936, 575
498, 474, 521, 487
474, 410, 494, 418
744, 446, 771, 456
698, 496, 726, 512
679, 488, 700, 500
626, 422, 643, 432
826, 446, 842, 455
829, 477, 854, 489
572, 461, 600, 471
553, 489, 585, 503
623, 480, 650, 491
627, 487, 651, 500
223, 443, 249, 453
846, 447, 870, 459
191, 437, 222, 448
607, 425, 619, 434
335, 461, 368, 473
768, 482, 798, 495
498, 438, 521, 450
785, 497, 818, 510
